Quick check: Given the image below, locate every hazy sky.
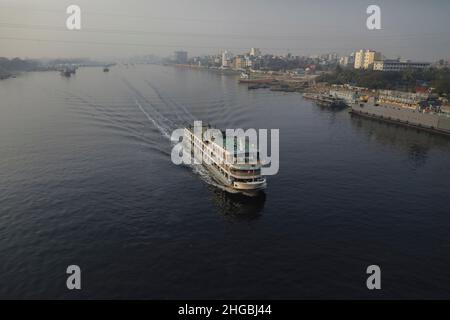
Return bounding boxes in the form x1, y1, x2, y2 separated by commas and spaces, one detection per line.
0, 0, 449, 61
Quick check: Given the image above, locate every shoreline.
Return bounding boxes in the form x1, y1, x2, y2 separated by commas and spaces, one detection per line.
171, 63, 241, 75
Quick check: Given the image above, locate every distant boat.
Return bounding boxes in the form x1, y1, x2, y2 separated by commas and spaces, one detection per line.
60, 69, 72, 77
103, 67, 110, 72
303, 93, 347, 108
0, 74, 12, 80
59, 65, 77, 77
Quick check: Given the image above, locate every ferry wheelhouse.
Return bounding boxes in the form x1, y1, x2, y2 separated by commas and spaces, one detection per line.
184, 124, 267, 195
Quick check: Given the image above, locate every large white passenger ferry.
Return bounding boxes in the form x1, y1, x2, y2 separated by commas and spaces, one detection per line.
184, 124, 267, 195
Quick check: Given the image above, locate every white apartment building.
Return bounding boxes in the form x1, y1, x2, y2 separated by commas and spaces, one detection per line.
249, 48, 261, 57
354, 49, 382, 69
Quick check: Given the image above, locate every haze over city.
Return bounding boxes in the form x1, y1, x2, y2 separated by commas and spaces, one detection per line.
0, 0, 449, 61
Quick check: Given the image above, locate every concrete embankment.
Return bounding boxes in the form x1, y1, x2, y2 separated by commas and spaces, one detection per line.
350, 103, 450, 137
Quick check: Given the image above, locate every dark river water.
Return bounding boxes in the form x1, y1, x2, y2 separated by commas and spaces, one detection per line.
1, 65, 450, 299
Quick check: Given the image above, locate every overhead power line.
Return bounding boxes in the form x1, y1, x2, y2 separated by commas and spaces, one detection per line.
0, 22, 448, 42
0, 35, 441, 52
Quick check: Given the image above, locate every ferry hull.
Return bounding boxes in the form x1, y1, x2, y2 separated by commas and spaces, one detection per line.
232, 180, 267, 194
204, 162, 266, 196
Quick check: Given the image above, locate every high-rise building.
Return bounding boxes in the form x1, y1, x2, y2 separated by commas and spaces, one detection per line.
221, 50, 233, 68
249, 48, 261, 57
354, 51, 362, 69
327, 52, 338, 62
244, 56, 253, 68
339, 54, 355, 67
354, 49, 381, 69
174, 51, 188, 64
233, 56, 246, 69
363, 50, 381, 69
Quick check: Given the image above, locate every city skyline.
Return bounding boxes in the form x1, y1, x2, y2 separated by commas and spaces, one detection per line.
0, 0, 450, 61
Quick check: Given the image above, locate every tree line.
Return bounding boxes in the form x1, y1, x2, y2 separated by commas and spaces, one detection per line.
317, 66, 450, 95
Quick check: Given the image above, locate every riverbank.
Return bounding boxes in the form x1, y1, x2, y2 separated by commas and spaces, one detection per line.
172, 63, 241, 75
